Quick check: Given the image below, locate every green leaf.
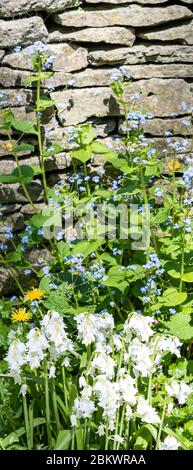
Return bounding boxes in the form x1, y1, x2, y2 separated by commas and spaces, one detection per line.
38, 97, 54, 109
2, 418, 46, 448
159, 288, 187, 307
165, 262, 181, 279
145, 164, 159, 177
43, 144, 63, 158
80, 125, 95, 145
168, 359, 188, 379
12, 165, 34, 183
7, 252, 22, 262
117, 181, 141, 195
43, 292, 73, 316
41, 72, 54, 80
101, 266, 128, 293
71, 146, 92, 163
23, 76, 39, 86
57, 241, 71, 260
30, 207, 60, 228
72, 239, 105, 258
13, 143, 35, 153
91, 141, 112, 154
30, 164, 42, 175
100, 253, 118, 265
133, 424, 157, 450
168, 312, 193, 341
55, 430, 72, 450
182, 271, 193, 282
134, 436, 148, 450
184, 421, 193, 435
11, 118, 37, 135
0, 174, 20, 184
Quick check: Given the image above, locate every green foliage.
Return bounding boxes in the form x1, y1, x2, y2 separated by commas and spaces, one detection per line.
0, 55, 193, 453
167, 313, 193, 341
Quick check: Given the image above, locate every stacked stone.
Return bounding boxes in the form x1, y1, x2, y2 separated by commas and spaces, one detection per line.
0, 0, 193, 230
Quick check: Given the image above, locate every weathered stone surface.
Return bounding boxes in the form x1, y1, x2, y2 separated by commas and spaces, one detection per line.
139, 20, 193, 44
89, 45, 193, 65
48, 26, 135, 46
119, 117, 193, 136
0, 88, 33, 108
2, 44, 88, 72
0, 138, 36, 157
52, 79, 193, 125
0, 181, 43, 204
46, 64, 193, 89
146, 137, 192, 156
44, 118, 116, 148
53, 5, 192, 28
0, 68, 32, 87
123, 79, 193, 118
0, 247, 52, 296
0, 0, 77, 16
20, 203, 45, 215
0, 153, 73, 175
0, 204, 21, 215
120, 64, 193, 79
51, 87, 119, 125
0, 157, 39, 174
86, 0, 168, 3
0, 51, 4, 62
0, 17, 48, 48
0, 212, 25, 232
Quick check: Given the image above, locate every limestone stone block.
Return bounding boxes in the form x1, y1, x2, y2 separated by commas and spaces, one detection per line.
86, 0, 168, 3
51, 87, 119, 125
2, 44, 88, 72
0, 212, 25, 232
0, 17, 48, 48
119, 117, 193, 136
0, 181, 43, 203
48, 26, 135, 46
138, 20, 193, 44
51, 79, 193, 125
0, 0, 77, 16
0, 88, 33, 108
88, 45, 193, 66
53, 5, 192, 28
45, 64, 193, 89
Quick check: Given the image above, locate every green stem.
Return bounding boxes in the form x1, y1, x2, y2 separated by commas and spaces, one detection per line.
117, 404, 126, 450
105, 418, 109, 450
155, 395, 167, 450
113, 409, 120, 450
22, 395, 31, 450
179, 229, 185, 293
83, 162, 91, 197
36, 64, 48, 204
6, 130, 36, 211
62, 365, 68, 410
44, 363, 52, 448
52, 378, 61, 435
140, 165, 150, 259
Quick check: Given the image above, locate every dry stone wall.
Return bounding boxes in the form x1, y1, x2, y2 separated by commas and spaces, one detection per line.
0, 0, 193, 233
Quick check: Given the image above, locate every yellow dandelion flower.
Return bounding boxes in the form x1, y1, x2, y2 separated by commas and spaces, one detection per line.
11, 307, 32, 323
25, 287, 44, 302
167, 160, 181, 172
